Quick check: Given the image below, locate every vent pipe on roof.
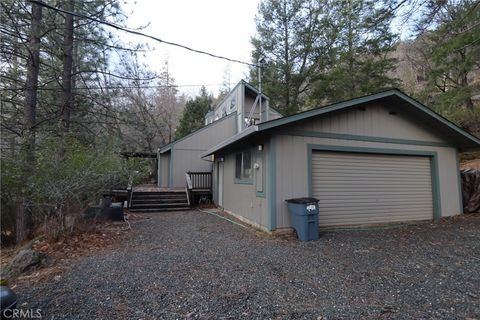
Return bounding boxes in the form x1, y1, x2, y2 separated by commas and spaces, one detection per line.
258, 58, 266, 121
246, 58, 267, 127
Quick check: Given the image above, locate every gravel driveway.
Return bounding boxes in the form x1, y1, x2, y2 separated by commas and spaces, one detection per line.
16, 211, 480, 319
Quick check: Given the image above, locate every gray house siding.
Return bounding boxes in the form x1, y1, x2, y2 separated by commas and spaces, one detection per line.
172, 149, 214, 187
268, 108, 283, 121
221, 142, 270, 230
203, 90, 477, 232
285, 103, 446, 143
158, 151, 170, 188
273, 102, 461, 229
158, 112, 237, 188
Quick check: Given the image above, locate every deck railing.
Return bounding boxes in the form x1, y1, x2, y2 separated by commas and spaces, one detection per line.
185, 171, 212, 205
187, 172, 212, 191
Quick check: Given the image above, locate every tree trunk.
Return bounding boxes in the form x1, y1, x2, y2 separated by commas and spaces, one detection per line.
16, 2, 42, 243
459, 49, 474, 110
57, 0, 75, 161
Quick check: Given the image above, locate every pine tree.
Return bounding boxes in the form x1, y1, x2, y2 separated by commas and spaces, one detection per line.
175, 87, 212, 139
310, 0, 399, 104
16, 1, 43, 242
422, 1, 479, 112
251, 0, 399, 114
251, 0, 329, 115
391, 0, 480, 135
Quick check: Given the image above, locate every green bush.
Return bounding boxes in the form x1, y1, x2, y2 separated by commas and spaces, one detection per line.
0, 156, 21, 245
1, 136, 151, 245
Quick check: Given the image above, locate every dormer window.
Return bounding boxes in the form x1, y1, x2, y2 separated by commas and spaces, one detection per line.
229, 98, 236, 111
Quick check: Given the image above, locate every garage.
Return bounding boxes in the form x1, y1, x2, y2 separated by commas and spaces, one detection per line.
311, 150, 434, 226
203, 89, 480, 232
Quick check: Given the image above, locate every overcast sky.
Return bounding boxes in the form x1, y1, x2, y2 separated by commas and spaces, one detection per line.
120, 0, 261, 97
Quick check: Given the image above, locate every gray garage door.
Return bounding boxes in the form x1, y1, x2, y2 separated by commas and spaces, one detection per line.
311, 151, 433, 226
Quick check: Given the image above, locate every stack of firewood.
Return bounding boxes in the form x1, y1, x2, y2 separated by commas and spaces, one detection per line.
461, 169, 480, 213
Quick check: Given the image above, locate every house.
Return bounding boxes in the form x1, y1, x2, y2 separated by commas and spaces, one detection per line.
157, 80, 282, 189
201, 89, 480, 232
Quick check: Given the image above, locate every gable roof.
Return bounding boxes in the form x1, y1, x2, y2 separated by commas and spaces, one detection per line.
202, 89, 480, 157
215, 79, 283, 116
160, 80, 285, 154
211, 80, 271, 114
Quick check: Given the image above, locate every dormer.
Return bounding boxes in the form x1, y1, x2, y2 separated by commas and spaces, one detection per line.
204, 80, 282, 133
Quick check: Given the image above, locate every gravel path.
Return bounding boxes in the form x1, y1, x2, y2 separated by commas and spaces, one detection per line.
16, 211, 480, 319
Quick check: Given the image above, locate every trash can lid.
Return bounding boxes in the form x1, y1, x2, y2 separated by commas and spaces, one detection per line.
0, 286, 17, 310
285, 197, 319, 204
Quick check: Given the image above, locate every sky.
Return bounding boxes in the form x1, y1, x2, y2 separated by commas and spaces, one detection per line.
120, 0, 261, 98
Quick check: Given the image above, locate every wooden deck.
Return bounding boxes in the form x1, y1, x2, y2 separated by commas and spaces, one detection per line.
133, 184, 184, 193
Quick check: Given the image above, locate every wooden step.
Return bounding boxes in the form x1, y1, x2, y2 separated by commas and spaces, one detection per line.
131, 198, 187, 204
132, 194, 187, 199
129, 208, 189, 212
132, 191, 186, 196
129, 190, 190, 212
130, 203, 188, 209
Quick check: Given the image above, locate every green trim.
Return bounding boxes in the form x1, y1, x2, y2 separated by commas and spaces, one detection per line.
307, 146, 313, 197
257, 89, 480, 148
456, 151, 464, 214
234, 178, 253, 185
259, 91, 397, 130
255, 151, 266, 198
168, 149, 173, 188
159, 145, 171, 154
430, 155, 442, 220
267, 137, 277, 231
159, 111, 237, 153
306, 144, 442, 221
158, 152, 162, 187
397, 92, 480, 146
204, 89, 479, 159
279, 130, 452, 148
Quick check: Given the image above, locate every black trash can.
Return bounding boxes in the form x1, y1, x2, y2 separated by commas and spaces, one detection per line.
285, 197, 319, 241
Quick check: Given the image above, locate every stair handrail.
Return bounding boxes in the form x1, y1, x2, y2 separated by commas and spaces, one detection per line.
185, 172, 193, 189
185, 172, 192, 206
127, 174, 134, 209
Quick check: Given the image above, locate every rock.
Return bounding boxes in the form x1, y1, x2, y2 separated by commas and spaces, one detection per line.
1, 249, 48, 280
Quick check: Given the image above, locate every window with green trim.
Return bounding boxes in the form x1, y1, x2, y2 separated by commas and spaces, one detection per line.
235, 151, 252, 180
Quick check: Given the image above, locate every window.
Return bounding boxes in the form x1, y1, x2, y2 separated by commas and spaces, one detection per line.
235, 151, 252, 180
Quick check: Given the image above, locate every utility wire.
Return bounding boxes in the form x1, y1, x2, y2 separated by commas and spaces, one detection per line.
28, 0, 259, 68
1, 83, 226, 91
